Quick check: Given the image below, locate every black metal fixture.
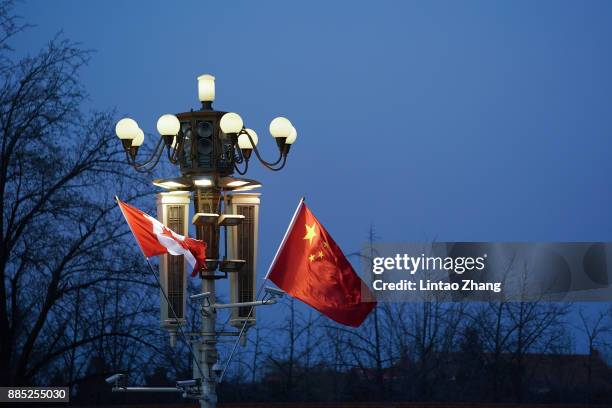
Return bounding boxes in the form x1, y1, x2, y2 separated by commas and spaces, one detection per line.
113, 73, 295, 408
114, 74, 297, 176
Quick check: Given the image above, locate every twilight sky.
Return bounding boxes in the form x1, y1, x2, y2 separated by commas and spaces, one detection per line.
12, 1, 612, 340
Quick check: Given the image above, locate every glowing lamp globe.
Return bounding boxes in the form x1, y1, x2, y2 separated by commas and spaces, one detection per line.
132, 128, 145, 147
238, 128, 259, 149
115, 118, 139, 140
286, 126, 297, 144
269, 117, 292, 138
156, 114, 180, 136
197, 74, 215, 102
220, 112, 243, 134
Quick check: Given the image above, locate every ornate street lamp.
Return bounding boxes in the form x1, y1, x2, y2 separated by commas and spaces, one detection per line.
114, 74, 297, 408
114, 74, 297, 176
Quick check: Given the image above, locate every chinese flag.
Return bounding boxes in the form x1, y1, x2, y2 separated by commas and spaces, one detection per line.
267, 200, 376, 327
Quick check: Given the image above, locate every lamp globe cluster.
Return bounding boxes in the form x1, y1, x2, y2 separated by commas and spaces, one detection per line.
115, 73, 298, 175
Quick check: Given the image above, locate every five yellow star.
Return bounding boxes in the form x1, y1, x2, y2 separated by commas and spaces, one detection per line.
303, 223, 317, 246
317, 250, 324, 259
322, 241, 329, 248
308, 254, 316, 262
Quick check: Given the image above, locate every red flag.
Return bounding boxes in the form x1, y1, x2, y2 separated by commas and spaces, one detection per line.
267, 200, 376, 327
117, 199, 206, 276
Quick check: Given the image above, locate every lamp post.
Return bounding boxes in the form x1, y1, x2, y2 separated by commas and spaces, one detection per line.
114, 74, 297, 408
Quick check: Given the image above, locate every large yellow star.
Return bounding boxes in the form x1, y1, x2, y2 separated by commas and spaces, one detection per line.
303, 223, 317, 246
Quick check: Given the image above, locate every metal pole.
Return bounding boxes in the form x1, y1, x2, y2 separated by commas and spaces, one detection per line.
218, 282, 265, 383
219, 197, 304, 383
193, 188, 221, 408
196, 272, 217, 408
142, 258, 206, 383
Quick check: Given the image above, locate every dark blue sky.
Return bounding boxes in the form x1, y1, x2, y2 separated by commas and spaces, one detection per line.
13, 1, 612, 345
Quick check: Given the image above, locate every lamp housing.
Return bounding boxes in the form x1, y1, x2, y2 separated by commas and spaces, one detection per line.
227, 193, 260, 329
175, 109, 235, 176
157, 192, 191, 332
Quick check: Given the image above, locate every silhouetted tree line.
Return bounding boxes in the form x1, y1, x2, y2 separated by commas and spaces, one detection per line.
219, 299, 611, 405
1, 2, 611, 406
219, 229, 611, 405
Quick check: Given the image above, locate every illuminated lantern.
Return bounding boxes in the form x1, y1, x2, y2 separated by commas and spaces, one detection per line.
156, 191, 191, 345
227, 193, 260, 328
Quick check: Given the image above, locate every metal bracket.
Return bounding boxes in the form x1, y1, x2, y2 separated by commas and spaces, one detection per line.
111, 378, 204, 400
112, 386, 182, 394
212, 299, 277, 309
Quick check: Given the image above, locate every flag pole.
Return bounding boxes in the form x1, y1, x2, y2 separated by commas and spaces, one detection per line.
115, 197, 207, 382
219, 196, 305, 382
264, 196, 304, 279
143, 257, 207, 382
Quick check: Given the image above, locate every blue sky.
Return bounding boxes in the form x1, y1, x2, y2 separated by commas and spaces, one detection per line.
13, 0, 612, 349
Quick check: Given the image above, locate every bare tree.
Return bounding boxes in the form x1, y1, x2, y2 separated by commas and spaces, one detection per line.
506, 300, 569, 402
261, 298, 322, 400
471, 299, 569, 401
0, 1, 159, 387
340, 225, 387, 398
577, 307, 611, 403
472, 300, 514, 400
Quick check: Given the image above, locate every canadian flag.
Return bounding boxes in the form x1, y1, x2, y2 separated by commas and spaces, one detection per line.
117, 198, 206, 276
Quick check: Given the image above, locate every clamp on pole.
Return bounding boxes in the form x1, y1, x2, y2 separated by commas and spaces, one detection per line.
190, 287, 284, 312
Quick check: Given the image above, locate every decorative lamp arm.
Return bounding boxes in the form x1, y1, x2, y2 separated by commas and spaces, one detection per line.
237, 128, 287, 171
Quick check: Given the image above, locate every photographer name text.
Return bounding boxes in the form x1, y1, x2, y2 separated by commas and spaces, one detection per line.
370, 253, 502, 293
